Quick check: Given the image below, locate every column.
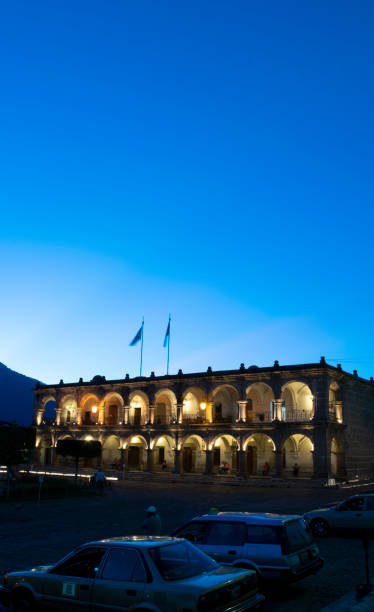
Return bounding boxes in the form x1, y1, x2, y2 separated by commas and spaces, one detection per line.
272, 400, 283, 421
177, 403, 183, 424
173, 449, 181, 473
204, 449, 213, 475
50, 446, 56, 466
56, 409, 62, 426
238, 401, 247, 422
273, 449, 283, 477
146, 448, 153, 472
238, 450, 246, 476
124, 406, 130, 425
149, 404, 155, 424
205, 402, 213, 423
312, 425, 330, 479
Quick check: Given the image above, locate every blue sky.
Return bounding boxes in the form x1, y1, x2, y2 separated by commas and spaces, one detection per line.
1, 1, 373, 383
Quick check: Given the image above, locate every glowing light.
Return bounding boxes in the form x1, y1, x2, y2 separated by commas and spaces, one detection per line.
19, 470, 118, 481
91, 406, 98, 414
130, 436, 141, 443
200, 402, 206, 410
85, 435, 94, 441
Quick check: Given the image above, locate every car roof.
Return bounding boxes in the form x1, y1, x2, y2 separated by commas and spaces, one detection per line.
192, 512, 301, 525
83, 536, 184, 548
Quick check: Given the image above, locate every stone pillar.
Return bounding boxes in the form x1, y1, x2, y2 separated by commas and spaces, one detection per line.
177, 403, 183, 424
149, 404, 155, 425
146, 448, 153, 472
272, 400, 283, 421
205, 402, 213, 423
34, 446, 41, 466
273, 450, 283, 477
120, 448, 126, 469
174, 449, 181, 473
312, 376, 330, 421
238, 449, 246, 476
204, 449, 213, 475
238, 401, 247, 422
312, 426, 330, 479
50, 446, 56, 466
124, 406, 129, 425
56, 409, 62, 426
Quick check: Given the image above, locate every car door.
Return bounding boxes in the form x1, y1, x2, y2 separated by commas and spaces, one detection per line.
91, 547, 146, 610
41, 547, 107, 611
200, 521, 247, 564
333, 496, 366, 529
364, 496, 374, 530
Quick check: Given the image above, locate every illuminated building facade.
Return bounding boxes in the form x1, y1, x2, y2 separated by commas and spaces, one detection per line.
33, 358, 374, 481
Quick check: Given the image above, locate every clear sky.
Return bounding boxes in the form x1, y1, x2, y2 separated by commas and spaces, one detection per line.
1, 1, 373, 383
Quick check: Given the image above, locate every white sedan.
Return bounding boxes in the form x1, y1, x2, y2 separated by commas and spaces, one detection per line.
304, 494, 374, 536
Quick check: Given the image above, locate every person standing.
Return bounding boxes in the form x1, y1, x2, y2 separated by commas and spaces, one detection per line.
141, 506, 161, 535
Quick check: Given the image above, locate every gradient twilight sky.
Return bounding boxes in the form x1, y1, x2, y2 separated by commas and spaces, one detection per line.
1, 1, 374, 384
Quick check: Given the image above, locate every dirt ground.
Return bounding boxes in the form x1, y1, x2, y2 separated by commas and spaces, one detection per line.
0, 479, 373, 611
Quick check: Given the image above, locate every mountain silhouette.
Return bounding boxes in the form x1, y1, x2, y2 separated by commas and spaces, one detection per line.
0, 362, 40, 425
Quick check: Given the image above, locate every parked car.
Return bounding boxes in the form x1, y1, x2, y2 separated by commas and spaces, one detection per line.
172, 512, 323, 583
0, 536, 264, 611
304, 493, 374, 536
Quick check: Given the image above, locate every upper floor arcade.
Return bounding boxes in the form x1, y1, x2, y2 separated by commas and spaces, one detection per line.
33, 358, 364, 430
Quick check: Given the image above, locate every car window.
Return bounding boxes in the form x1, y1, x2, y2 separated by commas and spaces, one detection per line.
205, 522, 247, 546
283, 520, 313, 553
100, 548, 147, 582
51, 548, 107, 578
149, 541, 217, 581
246, 525, 281, 544
173, 521, 210, 543
339, 497, 365, 511
366, 497, 374, 511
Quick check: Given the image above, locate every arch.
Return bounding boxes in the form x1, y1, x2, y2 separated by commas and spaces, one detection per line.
242, 434, 276, 476
182, 387, 207, 424
103, 393, 124, 426
126, 434, 148, 471
154, 388, 177, 424
329, 382, 343, 422
212, 385, 239, 423
80, 393, 100, 425
42, 399, 57, 425
281, 381, 314, 421
152, 434, 175, 471
59, 395, 78, 425
282, 434, 314, 477
39, 434, 53, 466
129, 391, 149, 426
181, 435, 206, 473
211, 434, 239, 473
245, 383, 274, 423
330, 436, 344, 478
102, 435, 121, 468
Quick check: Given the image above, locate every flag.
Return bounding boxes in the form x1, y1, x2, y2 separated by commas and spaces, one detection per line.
129, 326, 142, 346
163, 318, 170, 347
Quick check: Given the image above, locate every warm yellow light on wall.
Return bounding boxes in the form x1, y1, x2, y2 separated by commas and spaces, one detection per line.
91, 406, 98, 413
85, 435, 94, 441
200, 402, 206, 410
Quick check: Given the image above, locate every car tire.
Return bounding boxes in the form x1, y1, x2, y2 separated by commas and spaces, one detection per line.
12, 590, 36, 612
310, 518, 329, 537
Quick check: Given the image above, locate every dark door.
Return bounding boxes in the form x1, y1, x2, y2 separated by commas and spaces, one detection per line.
183, 447, 193, 472
246, 447, 257, 475
134, 408, 141, 426
108, 405, 118, 425
128, 447, 140, 469
213, 448, 220, 467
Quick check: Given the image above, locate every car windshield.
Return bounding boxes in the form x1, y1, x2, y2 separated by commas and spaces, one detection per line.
284, 519, 314, 553
149, 541, 218, 581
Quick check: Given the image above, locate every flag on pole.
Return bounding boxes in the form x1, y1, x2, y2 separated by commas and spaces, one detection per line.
129, 325, 142, 346
163, 318, 171, 347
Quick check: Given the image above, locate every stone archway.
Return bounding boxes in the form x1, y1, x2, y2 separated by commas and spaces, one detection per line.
281, 382, 314, 422
127, 435, 148, 471
182, 387, 207, 424
243, 434, 276, 476
103, 394, 123, 426
245, 383, 274, 423
43, 400, 57, 425
152, 435, 175, 471
59, 396, 78, 425
39, 435, 53, 465
154, 390, 177, 425
129, 392, 149, 426
212, 434, 239, 473
102, 435, 121, 469
181, 435, 205, 473
212, 385, 239, 423
80, 394, 100, 425
282, 434, 313, 477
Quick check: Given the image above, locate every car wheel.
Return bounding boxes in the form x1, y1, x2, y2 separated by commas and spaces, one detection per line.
310, 518, 329, 537
12, 591, 36, 612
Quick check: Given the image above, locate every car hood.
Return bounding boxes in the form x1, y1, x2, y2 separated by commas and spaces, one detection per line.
7, 565, 52, 577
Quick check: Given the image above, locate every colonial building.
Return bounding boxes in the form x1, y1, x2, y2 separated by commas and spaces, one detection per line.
33, 358, 374, 481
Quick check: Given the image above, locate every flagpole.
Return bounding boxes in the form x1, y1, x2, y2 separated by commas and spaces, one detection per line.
140, 317, 144, 376
166, 314, 171, 375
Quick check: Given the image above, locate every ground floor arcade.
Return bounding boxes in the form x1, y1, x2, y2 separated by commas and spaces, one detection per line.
35, 426, 346, 480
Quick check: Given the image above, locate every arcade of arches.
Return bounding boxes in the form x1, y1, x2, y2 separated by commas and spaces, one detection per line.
33, 363, 374, 481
